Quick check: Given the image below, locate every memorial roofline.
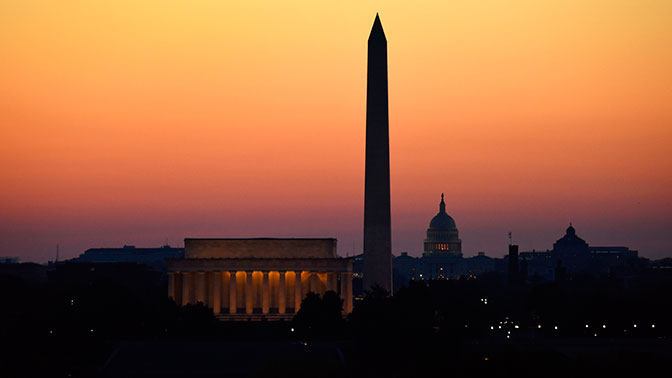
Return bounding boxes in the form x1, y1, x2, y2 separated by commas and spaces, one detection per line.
184, 238, 337, 241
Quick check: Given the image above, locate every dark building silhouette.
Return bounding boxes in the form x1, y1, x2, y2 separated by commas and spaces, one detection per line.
0, 262, 48, 283
360, 217, 641, 288
507, 244, 519, 284
48, 262, 162, 293
70, 244, 184, 272
46, 245, 181, 291
521, 224, 639, 280
520, 255, 528, 282
554, 259, 567, 282
551, 223, 590, 273
363, 14, 392, 293
357, 194, 500, 290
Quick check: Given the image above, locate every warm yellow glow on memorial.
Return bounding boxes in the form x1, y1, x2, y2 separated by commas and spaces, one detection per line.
170, 269, 351, 315
1, 1, 671, 260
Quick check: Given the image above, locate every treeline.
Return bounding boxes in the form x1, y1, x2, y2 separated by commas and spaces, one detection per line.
2, 270, 672, 377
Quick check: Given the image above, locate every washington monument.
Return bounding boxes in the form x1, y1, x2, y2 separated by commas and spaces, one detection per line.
363, 14, 392, 293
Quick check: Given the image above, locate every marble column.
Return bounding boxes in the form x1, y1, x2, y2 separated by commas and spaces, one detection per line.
294, 270, 303, 312
211, 271, 221, 314
278, 271, 287, 314
168, 272, 176, 300
182, 271, 192, 306
245, 271, 254, 314
229, 271, 237, 314
221, 272, 230, 313
343, 272, 353, 314
327, 272, 337, 293
309, 272, 319, 294
196, 271, 207, 304
262, 271, 270, 314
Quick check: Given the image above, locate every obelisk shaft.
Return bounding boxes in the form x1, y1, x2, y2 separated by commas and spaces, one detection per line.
363, 15, 392, 293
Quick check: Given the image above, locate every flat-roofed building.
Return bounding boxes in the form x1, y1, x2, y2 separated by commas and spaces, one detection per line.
167, 238, 353, 321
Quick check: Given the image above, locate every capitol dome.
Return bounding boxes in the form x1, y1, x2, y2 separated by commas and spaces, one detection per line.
429, 195, 458, 230
423, 194, 462, 257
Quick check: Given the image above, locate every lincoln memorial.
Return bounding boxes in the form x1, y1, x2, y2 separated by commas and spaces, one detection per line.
167, 238, 354, 320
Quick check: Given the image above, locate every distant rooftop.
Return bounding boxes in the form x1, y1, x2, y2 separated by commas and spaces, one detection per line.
70, 245, 184, 270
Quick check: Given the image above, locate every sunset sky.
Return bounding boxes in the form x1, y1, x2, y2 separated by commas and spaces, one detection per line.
2, 1, 671, 262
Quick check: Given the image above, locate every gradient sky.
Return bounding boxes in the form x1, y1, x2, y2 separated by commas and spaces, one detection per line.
2, 1, 671, 262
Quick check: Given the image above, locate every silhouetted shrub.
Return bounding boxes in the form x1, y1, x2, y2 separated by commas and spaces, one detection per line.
294, 291, 344, 339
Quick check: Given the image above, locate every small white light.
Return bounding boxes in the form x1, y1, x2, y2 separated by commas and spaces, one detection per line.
585, 325, 589, 328
594, 333, 597, 337
602, 325, 606, 329
537, 325, 541, 329
506, 335, 510, 339
49, 330, 53, 334
290, 328, 294, 332
498, 326, 502, 329
514, 325, 519, 329
90, 329, 94, 333
507, 331, 511, 334
490, 326, 494, 330
554, 326, 558, 330
652, 324, 656, 328
633, 324, 637, 328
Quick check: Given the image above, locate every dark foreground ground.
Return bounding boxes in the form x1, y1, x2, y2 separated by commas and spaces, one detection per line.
100, 336, 672, 378
3, 267, 672, 377
4, 322, 671, 378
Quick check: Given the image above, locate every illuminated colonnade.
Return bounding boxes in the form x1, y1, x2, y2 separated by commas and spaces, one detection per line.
167, 238, 354, 319
168, 269, 353, 314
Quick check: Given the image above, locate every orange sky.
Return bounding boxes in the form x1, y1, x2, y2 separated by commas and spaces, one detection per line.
1, 1, 671, 262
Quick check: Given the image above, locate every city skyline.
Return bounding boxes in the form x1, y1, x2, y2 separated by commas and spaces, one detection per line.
2, 1, 671, 262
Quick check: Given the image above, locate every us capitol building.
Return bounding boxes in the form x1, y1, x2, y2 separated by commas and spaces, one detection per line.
355, 194, 499, 286
395, 194, 497, 281
423, 193, 462, 257
381, 194, 639, 289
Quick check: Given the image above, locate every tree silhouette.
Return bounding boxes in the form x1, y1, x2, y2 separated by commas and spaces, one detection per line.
293, 291, 344, 339
348, 284, 393, 338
